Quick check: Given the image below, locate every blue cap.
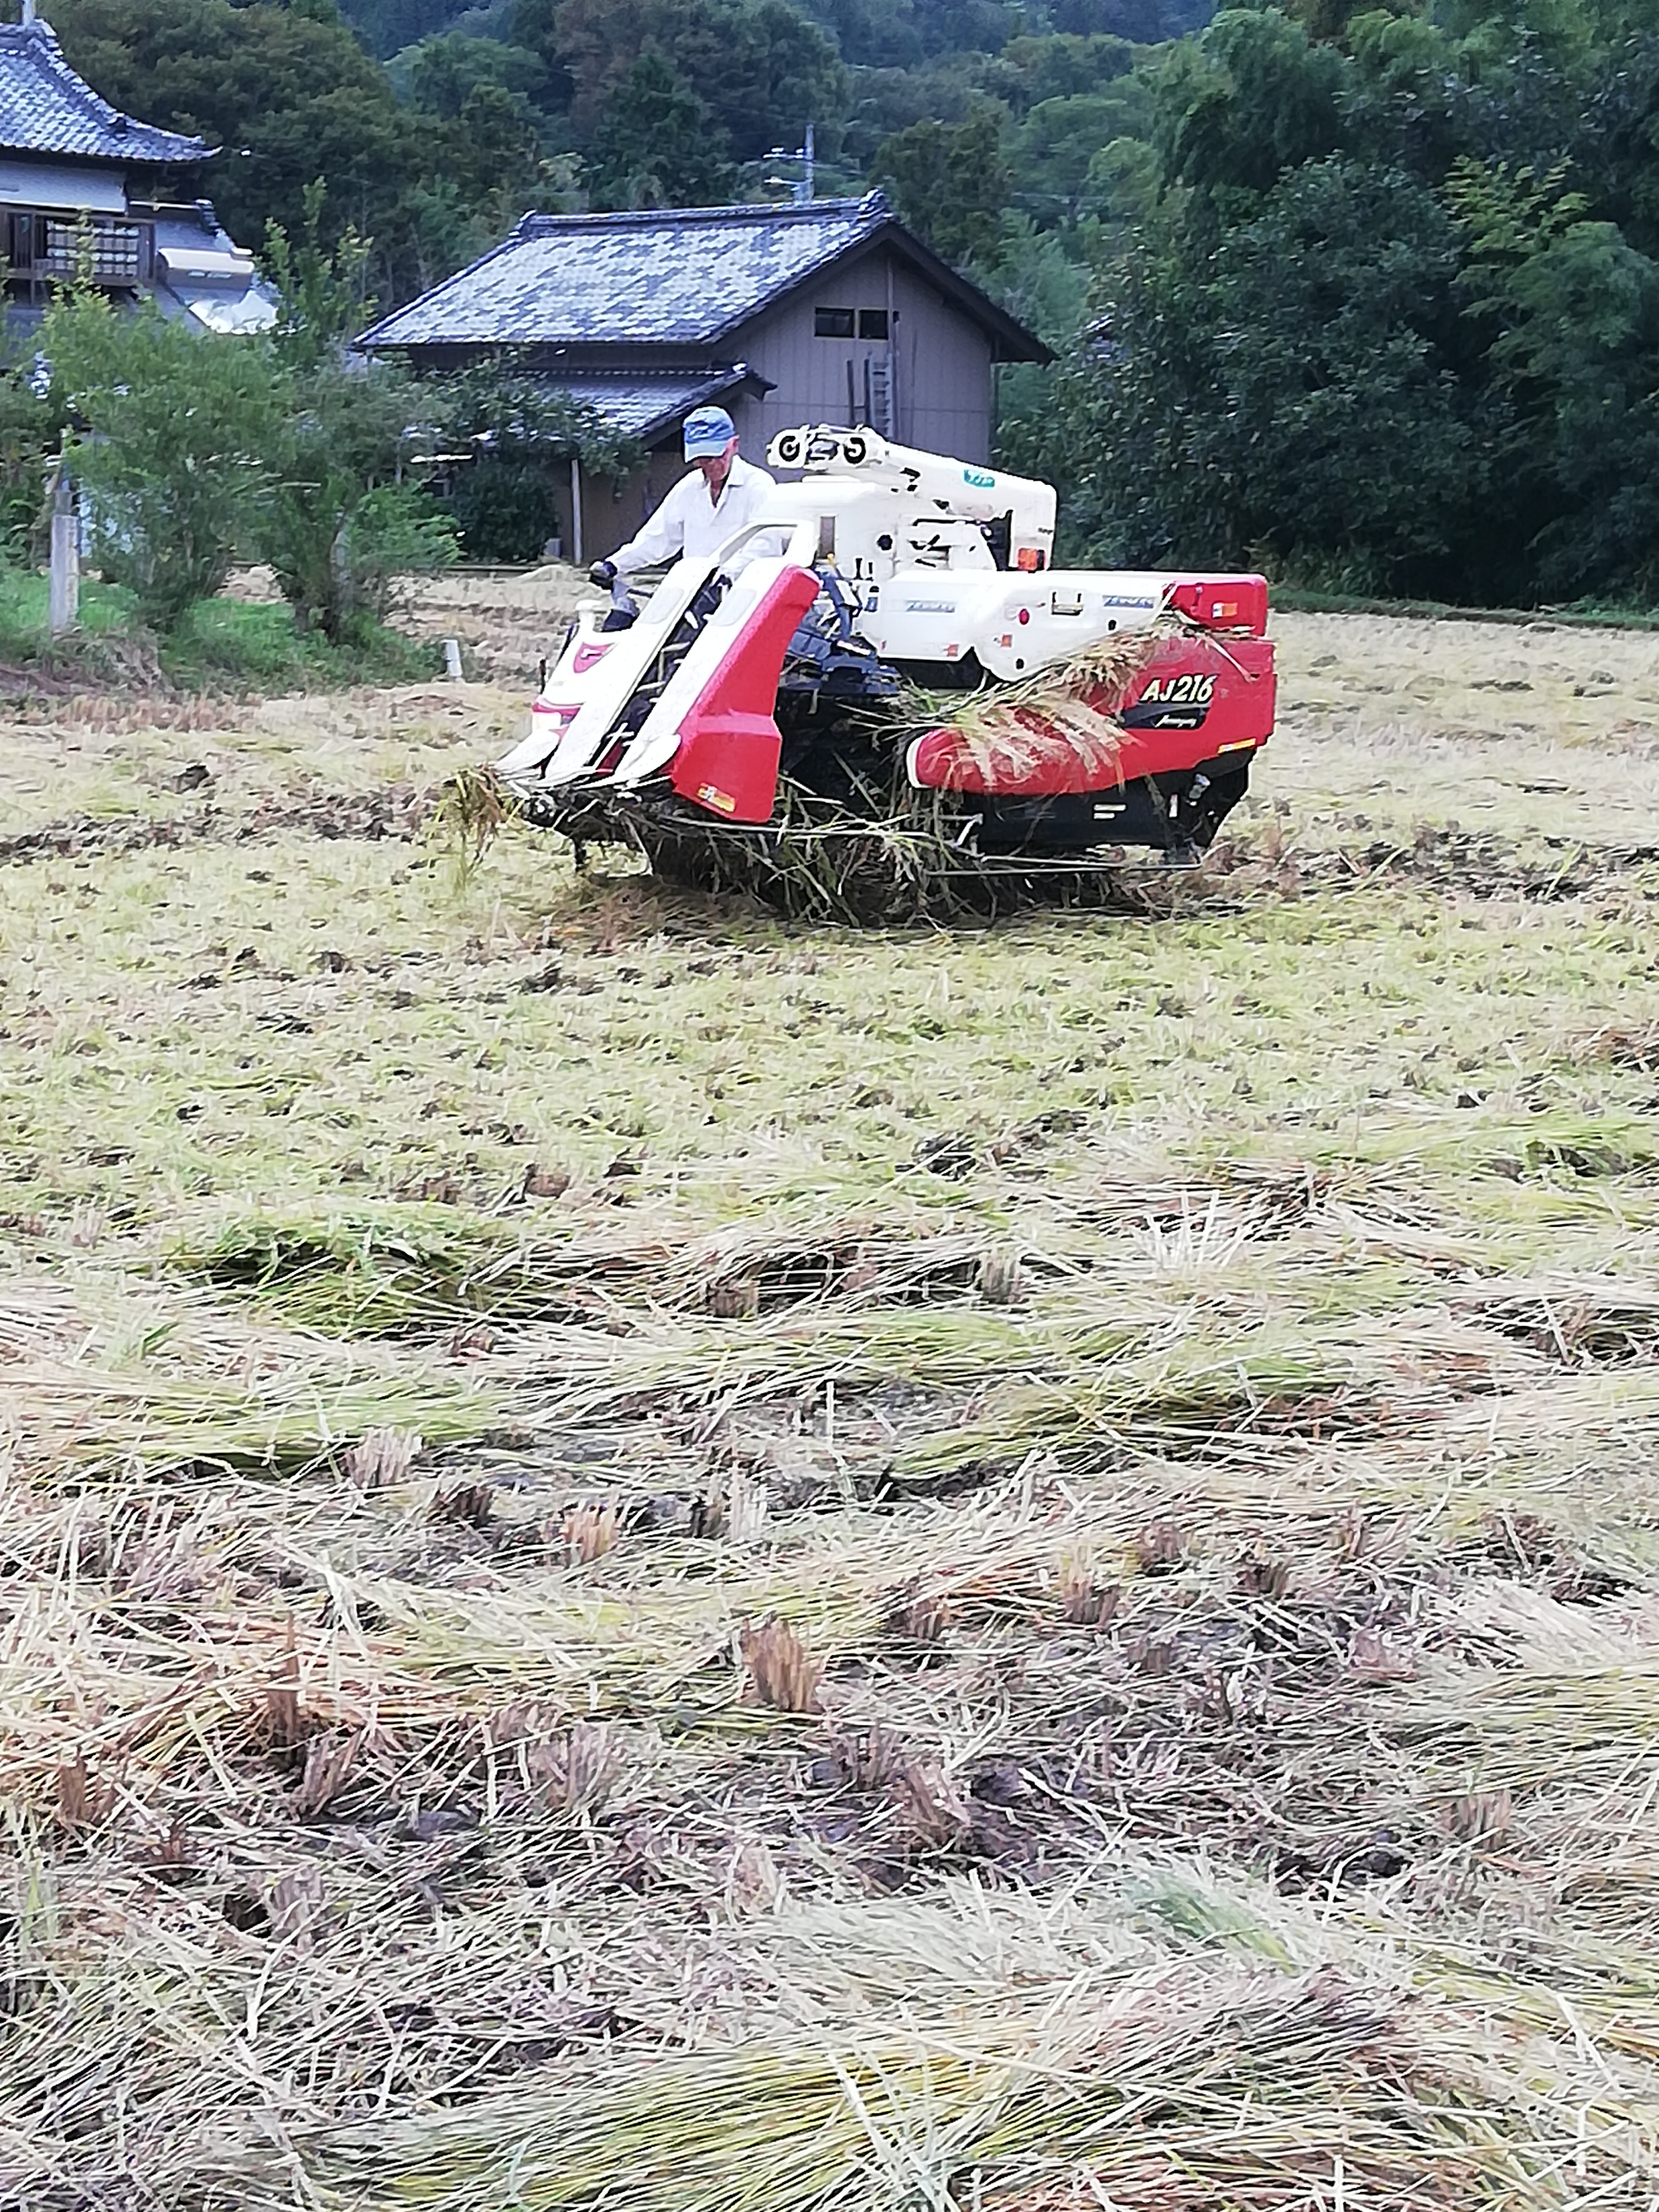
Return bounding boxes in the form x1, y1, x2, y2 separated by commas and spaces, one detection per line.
684, 406, 736, 459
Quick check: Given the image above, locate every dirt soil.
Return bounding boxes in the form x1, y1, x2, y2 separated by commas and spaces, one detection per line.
4, 596, 1659, 2209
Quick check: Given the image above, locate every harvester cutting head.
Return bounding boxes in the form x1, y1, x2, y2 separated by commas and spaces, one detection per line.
497, 426, 1275, 918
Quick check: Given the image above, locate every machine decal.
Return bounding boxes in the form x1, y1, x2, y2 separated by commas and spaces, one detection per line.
905, 600, 956, 613
1119, 669, 1220, 731
573, 643, 612, 673
962, 467, 996, 488
1122, 704, 1210, 732
1141, 674, 1215, 704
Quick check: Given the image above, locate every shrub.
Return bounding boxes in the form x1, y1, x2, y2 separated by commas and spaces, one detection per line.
258, 359, 456, 642
44, 289, 279, 630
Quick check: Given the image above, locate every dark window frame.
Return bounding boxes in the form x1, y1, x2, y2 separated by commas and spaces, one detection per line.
857, 309, 889, 339
814, 306, 855, 338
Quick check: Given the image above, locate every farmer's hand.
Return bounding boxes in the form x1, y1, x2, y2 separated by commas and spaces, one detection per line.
588, 559, 617, 589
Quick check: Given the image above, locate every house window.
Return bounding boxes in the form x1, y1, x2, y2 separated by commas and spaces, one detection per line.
36, 216, 146, 282
814, 306, 855, 337
858, 309, 889, 339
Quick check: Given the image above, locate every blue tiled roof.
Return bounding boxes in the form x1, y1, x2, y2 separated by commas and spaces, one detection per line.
360, 197, 894, 352
547, 364, 766, 440
360, 196, 1049, 363
0, 18, 208, 165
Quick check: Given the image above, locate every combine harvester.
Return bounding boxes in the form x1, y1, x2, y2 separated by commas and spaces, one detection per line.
496, 426, 1276, 917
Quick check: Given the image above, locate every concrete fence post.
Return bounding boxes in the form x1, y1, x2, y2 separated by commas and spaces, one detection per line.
48, 466, 79, 637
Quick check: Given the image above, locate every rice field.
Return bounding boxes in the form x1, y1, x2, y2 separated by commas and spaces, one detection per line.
6, 585, 1659, 2209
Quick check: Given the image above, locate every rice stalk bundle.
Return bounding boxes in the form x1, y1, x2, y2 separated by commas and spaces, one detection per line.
887, 1311, 1520, 1486
171, 1204, 533, 1338
915, 631, 1164, 795
934, 697, 1125, 793
292, 1962, 1626, 2212
504, 1297, 1164, 1433
428, 761, 519, 885
6, 1349, 499, 1483
543, 769, 1160, 926
176, 1202, 1019, 1342
1385, 1658, 1659, 1796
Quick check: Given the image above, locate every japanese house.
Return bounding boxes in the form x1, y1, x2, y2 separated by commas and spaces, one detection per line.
0, 3, 271, 333
355, 193, 1048, 562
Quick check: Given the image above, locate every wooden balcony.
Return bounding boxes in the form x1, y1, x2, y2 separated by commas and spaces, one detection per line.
7, 209, 154, 286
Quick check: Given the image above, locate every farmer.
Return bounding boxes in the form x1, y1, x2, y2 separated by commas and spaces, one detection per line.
587, 407, 778, 625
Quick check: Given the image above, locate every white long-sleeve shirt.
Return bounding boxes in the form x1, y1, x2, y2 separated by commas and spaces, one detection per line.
609, 454, 781, 577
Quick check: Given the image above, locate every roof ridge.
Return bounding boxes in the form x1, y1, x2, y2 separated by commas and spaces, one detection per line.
27, 16, 130, 140
0, 11, 210, 161
552, 359, 754, 377
512, 191, 888, 240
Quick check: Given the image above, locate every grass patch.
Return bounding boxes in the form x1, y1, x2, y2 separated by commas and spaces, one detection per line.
1273, 581, 1659, 629
0, 562, 440, 692
0, 562, 141, 654
157, 595, 440, 692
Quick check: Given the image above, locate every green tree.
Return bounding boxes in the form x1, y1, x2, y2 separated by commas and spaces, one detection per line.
262, 180, 377, 373
1449, 157, 1659, 594
46, 218, 458, 642
397, 28, 554, 116
1201, 157, 1487, 582
1156, 7, 1346, 204
1041, 0, 1209, 36
586, 48, 737, 206
791, 0, 926, 66
430, 359, 642, 461
451, 80, 552, 209
44, 290, 279, 630
339, 0, 475, 55
872, 103, 1012, 265
51, 0, 452, 296
258, 362, 456, 640
990, 32, 1138, 106
1010, 86, 1151, 219
1041, 158, 1490, 592
542, 0, 847, 162
258, 204, 457, 635
0, 372, 60, 564
908, 0, 1016, 54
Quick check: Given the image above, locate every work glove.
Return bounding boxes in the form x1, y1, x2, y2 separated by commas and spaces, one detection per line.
588, 558, 617, 589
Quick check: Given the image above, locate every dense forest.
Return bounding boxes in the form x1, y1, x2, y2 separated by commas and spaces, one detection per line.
45, 0, 1659, 606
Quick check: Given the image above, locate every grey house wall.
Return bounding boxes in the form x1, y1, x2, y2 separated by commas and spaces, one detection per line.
738, 245, 994, 462
577, 443, 700, 563
573, 242, 998, 562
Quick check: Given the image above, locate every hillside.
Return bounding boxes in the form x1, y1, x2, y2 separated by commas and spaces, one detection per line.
338, 0, 1215, 61
340, 0, 505, 56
